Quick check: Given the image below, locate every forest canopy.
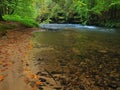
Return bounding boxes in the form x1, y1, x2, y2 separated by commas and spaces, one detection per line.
0, 0, 120, 27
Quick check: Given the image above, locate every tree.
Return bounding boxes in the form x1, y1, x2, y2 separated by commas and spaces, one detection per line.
0, 0, 18, 20
0, 0, 38, 21
0, 0, 120, 27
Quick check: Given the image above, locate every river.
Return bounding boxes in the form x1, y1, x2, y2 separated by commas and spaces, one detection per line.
32, 24, 120, 90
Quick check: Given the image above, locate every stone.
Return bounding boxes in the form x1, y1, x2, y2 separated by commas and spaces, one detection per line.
39, 78, 47, 82
54, 87, 62, 90
38, 86, 43, 90
108, 83, 118, 89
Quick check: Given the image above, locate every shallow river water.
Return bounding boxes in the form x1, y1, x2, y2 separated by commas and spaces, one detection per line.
32, 24, 120, 90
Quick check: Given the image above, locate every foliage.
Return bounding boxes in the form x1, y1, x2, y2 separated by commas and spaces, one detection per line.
3, 15, 39, 27
14, 0, 37, 19
0, 0, 39, 27
0, 0, 120, 28
35, 0, 120, 27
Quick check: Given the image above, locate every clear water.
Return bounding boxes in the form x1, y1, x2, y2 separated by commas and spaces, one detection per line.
32, 26, 120, 89
33, 28, 120, 52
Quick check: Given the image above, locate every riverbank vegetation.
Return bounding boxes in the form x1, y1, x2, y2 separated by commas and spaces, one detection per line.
0, 0, 120, 28
37, 0, 120, 28
0, 0, 39, 28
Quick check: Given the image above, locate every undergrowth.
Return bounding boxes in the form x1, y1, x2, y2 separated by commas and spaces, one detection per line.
3, 15, 39, 28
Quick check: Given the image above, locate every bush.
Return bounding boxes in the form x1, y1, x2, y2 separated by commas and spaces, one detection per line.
99, 21, 120, 28
3, 15, 39, 28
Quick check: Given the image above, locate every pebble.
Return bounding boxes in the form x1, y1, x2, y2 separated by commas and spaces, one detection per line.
38, 86, 43, 90
40, 72, 48, 76
36, 72, 41, 75
50, 84, 54, 86
54, 87, 62, 90
26, 64, 29, 66
108, 83, 118, 89
46, 82, 50, 85
39, 78, 47, 82
79, 84, 85, 90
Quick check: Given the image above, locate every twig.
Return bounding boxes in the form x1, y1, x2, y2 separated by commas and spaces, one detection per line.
44, 68, 58, 84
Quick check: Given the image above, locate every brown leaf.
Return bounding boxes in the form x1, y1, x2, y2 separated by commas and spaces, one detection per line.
31, 74, 38, 79
1, 68, 8, 72
0, 75, 4, 81
0, 61, 3, 65
35, 81, 42, 85
33, 85, 38, 90
24, 77, 30, 84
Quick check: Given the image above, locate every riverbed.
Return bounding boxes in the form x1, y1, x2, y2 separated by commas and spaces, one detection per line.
32, 24, 120, 90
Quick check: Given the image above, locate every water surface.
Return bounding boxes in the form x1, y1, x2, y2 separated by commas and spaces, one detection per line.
32, 26, 120, 89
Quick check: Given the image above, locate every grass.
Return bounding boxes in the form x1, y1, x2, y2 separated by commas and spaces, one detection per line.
3, 15, 39, 28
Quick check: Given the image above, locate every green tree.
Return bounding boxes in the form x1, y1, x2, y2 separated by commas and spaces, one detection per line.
0, 0, 39, 27
0, 0, 120, 27
0, 0, 18, 20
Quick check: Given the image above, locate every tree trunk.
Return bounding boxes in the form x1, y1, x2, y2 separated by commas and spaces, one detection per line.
0, 15, 3, 21
0, 0, 4, 21
0, 9, 4, 21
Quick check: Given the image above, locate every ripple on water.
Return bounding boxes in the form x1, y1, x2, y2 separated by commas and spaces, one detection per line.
40, 24, 116, 33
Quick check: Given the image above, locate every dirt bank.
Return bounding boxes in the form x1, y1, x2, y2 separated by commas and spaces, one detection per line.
0, 29, 39, 90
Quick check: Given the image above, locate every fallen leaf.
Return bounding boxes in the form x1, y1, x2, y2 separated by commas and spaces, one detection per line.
33, 85, 38, 90
27, 43, 33, 50
24, 77, 30, 84
24, 67, 30, 71
24, 52, 28, 57
35, 81, 42, 85
31, 74, 38, 79
0, 75, 4, 81
18, 49, 22, 53
7, 62, 12, 66
0, 61, 3, 65
3, 64, 8, 67
2, 62, 12, 67
1, 68, 8, 72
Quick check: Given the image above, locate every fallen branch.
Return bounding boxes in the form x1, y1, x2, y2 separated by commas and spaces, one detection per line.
44, 68, 58, 84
